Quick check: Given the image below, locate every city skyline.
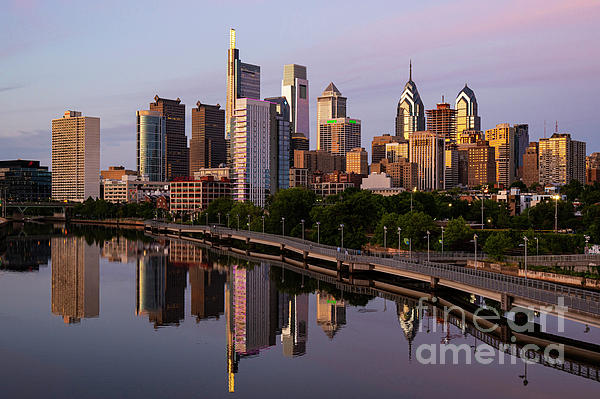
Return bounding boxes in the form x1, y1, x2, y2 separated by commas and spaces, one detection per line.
2, 0, 599, 169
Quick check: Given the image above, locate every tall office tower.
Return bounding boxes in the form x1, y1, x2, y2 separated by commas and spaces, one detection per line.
395, 62, 425, 140
317, 82, 347, 150
316, 292, 346, 339
281, 294, 309, 357
455, 84, 481, 136
539, 133, 586, 186
409, 131, 445, 191
514, 124, 529, 179
522, 142, 539, 187
444, 142, 459, 189
282, 64, 309, 152
190, 102, 226, 175
232, 98, 271, 207
226, 29, 261, 162
189, 268, 226, 321
426, 100, 457, 141
265, 96, 291, 192
346, 148, 369, 175
485, 123, 515, 188
51, 110, 100, 201
149, 96, 188, 180
385, 141, 409, 163
136, 110, 166, 181
371, 134, 403, 164
467, 140, 496, 187
317, 118, 361, 155
586, 152, 600, 185
51, 236, 99, 324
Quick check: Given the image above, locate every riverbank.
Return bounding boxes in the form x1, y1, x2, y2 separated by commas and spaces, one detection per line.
70, 218, 145, 229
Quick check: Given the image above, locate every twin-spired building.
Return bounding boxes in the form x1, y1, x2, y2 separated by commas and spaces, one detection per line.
51, 110, 100, 201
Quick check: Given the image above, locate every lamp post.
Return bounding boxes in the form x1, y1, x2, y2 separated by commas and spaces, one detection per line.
481, 190, 487, 230
261, 215, 265, 233
205, 213, 209, 226
218, 212, 221, 225
301, 219, 305, 240
397, 227, 402, 253
281, 217, 285, 236
474, 234, 478, 270
585, 235, 590, 254
383, 226, 387, 249
535, 237, 539, 256
339, 223, 344, 249
237, 214, 240, 230
411, 187, 417, 212
441, 226, 444, 255
426, 230, 430, 262
553, 194, 560, 233
316, 222, 320, 244
247, 214, 250, 230
226, 213, 230, 228
523, 236, 529, 280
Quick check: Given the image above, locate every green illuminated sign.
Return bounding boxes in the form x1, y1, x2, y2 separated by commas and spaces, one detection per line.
326, 120, 336, 124
349, 120, 358, 124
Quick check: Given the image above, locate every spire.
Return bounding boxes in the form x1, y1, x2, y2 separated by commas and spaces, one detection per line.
409, 59, 412, 81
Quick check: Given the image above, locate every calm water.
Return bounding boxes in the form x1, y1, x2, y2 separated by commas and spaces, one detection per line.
1, 229, 600, 398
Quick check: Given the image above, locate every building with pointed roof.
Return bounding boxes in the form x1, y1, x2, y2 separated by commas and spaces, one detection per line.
395, 61, 425, 140
455, 84, 481, 137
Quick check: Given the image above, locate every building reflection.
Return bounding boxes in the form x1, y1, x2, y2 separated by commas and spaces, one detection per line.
0, 238, 50, 272
101, 237, 139, 263
396, 301, 420, 361
51, 236, 100, 324
316, 292, 346, 339
280, 293, 308, 357
189, 267, 226, 322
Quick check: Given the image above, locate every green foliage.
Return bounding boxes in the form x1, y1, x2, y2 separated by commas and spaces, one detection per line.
266, 187, 316, 237
509, 181, 528, 191
483, 232, 513, 261
72, 198, 157, 220
443, 217, 473, 251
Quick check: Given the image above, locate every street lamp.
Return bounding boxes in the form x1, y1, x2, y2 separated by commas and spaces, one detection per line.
218, 212, 221, 225
316, 222, 321, 244
205, 213, 209, 226
383, 226, 387, 249
474, 234, 478, 270
301, 219, 305, 240
397, 227, 402, 253
281, 217, 285, 236
534, 237, 539, 256
441, 226, 444, 255
481, 189, 488, 230
553, 194, 560, 233
237, 214, 240, 230
523, 236, 529, 280
339, 223, 344, 249
226, 213, 230, 228
426, 230, 430, 262
247, 214, 251, 230
411, 187, 417, 212
261, 215, 265, 233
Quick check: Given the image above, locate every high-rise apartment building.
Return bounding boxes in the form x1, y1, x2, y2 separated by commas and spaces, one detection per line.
514, 124, 529, 178
282, 64, 309, 153
149, 96, 188, 180
317, 82, 347, 150
317, 118, 361, 156
522, 142, 539, 187
51, 236, 99, 324
409, 131, 445, 191
136, 110, 166, 182
371, 134, 403, 164
426, 101, 457, 141
396, 62, 425, 140
346, 148, 368, 176
485, 123, 515, 188
467, 140, 496, 187
586, 153, 600, 185
265, 96, 292, 192
226, 29, 261, 161
455, 84, 480, 136
190, 102, 226, 175
51, 110, 100, 201
539, 133, 586, 186
232, 98, 271, 207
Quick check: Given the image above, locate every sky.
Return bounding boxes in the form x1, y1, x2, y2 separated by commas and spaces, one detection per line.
1, 0, 599, 170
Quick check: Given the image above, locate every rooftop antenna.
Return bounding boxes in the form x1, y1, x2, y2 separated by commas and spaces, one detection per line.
544, 120, 546, 138
555, 120, 558, 133
409, 59, 412, 81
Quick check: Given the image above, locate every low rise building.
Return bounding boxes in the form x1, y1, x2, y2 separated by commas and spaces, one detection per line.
0, 160, 51, 202
361, 173, 392, 190
101, 175, 169, 203
170, 176, 231, 215
289, 168, 309, 188
310, 182, 355, 197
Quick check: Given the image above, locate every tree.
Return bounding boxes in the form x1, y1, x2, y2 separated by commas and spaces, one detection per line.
483, 232, 513, 261
510, 181, 528, 191
443, 217, 472, 251
266, 187, 316, 236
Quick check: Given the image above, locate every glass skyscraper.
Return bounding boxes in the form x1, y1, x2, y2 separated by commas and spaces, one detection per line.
137, 110, 166, 181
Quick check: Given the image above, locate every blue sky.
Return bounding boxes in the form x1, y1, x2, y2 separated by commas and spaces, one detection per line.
1, 0, 599, 169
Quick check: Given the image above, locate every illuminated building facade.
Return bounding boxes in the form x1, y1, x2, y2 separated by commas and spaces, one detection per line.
485, 123, 515, 188
539, 133, 586, 186
317, 82, 347, 150
409, 131, 445, 191
346, 147, 368, 175
395, 62, 425, 140
282, 64, 309, 157
317, 118, 361, 156
136, 110, 166, 181
455, 84, 480, 136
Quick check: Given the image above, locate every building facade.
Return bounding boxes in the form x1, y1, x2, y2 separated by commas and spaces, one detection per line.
137, 110, 166, 182
293, 150, 345, 173
395, 62, 425, 140
190, 102, 226, 174
539, 133, 586, 186
522, 142, 539, 187
455, 84, 480, 136
281, 64, 309, 153
514, 124, 529, 179
170, 177, 231, 215
426, 101, 457, 141
265, 97, 291, 192
467, 141, 496, 187
346, 148, 368, 176
317, 118, 361, 156
485, 123, 515, 188
100, 166, 137, 180
371, 134, 403, 164
317, 82, 347, 150
51, 110, 100, 201
0, 160, 51, 202
149, 96, 188, 180
409, 131, 445, 191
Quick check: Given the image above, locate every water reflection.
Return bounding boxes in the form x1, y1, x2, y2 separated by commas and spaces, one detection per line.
0, 237, 50, 272
316, 293, 346, 339
51, 236, 99, 324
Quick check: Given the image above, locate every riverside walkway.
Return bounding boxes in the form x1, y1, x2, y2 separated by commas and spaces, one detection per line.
144, 221, 600, 325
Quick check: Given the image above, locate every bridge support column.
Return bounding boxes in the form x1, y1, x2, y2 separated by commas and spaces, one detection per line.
280, 243, 285, 261
336, 259, 342, 271
302, 251, 308, 269
501, 293, 513, 312
430, 277, 439, 290
178, 229, 182, 238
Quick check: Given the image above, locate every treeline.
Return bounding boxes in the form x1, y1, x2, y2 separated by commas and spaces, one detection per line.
72, 198, 159, 220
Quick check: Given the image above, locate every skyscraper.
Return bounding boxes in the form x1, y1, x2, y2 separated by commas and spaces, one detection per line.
346, 148, 369, 175
396, 62, 425, 140
281, 294, 308, 357
190, 102, 226, 174
317, 82, 346, 150
265, 96, 291, 192
467, 140, 496, 187
282, 64, 309, 155
485, 123, 515, 188
317, 118, 361, 156
539, 133, 586, 186
149, 96, 188, 180
51, 110, 100, 201
409, 131, 445, 191
226, 29, 261, 162
522, 142, 539, 187
455, 84, 481, 136
136, 110, 166, 181
426, 100, 457, 141
371, 134, 404, 164
232, 98, 271, 207
514, 124, 529, 179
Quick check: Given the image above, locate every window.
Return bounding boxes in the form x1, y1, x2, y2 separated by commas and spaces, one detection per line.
299, 84, 307, 99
